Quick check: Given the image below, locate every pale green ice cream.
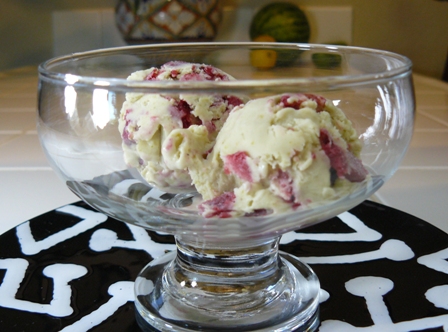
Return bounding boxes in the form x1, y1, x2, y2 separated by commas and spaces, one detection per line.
119, 63, 367, 217
118, 61, 246, 192
191, 93, 367, 218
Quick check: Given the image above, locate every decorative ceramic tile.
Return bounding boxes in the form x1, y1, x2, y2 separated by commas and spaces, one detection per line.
115, 0, 221, 43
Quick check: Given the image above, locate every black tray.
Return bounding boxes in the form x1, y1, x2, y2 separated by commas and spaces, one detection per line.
1, 200, 448, 331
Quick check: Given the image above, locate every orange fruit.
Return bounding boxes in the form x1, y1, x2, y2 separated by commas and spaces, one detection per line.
250, 35, 277, 69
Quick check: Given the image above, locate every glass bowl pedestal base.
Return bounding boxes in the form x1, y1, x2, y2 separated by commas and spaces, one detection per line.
134, 236, 320, 332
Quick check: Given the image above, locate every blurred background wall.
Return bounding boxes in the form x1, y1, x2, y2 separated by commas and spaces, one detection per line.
1, 0, 447, 79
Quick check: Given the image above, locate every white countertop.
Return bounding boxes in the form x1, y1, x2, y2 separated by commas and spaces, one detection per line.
1, 66, 447, 235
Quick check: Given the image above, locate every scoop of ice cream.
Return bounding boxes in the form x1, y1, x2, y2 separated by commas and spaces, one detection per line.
118, 62, 246, 192
194, 93, 368, 218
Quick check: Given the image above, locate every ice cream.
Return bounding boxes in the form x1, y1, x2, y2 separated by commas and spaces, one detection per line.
118, 61, 246, 192
119, 62, 368, 218
193, 93, 368, 218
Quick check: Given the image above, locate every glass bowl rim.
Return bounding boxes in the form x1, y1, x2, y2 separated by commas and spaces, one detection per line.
38, 42, 413, 92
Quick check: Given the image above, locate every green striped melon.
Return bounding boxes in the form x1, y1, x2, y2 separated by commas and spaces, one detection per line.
250, 2, 310, 43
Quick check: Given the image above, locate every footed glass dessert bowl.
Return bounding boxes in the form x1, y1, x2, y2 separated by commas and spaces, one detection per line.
37, 42, 414, 331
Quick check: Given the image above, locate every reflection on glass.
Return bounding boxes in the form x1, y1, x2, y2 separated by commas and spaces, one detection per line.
92, 88, 111, 129
64, 86, 76, 117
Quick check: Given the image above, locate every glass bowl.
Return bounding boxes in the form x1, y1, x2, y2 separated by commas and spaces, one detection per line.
37, 42, 414, 331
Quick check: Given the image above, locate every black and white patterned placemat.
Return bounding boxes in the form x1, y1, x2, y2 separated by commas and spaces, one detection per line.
1, 200, 448, 331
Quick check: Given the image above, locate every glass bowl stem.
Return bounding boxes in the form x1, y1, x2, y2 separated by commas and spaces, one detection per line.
135, 236, 320, 331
